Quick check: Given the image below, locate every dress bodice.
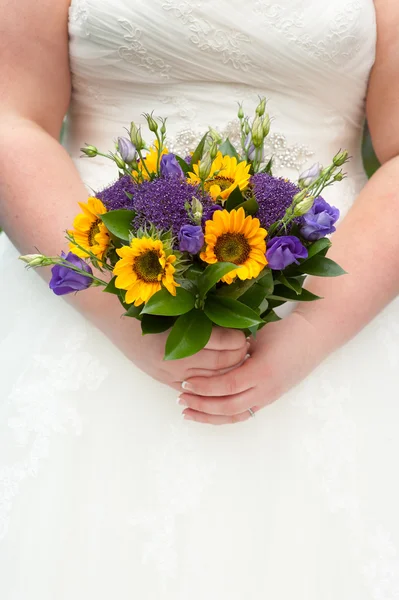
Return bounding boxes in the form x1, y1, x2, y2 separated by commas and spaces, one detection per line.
65, 0, 377, 215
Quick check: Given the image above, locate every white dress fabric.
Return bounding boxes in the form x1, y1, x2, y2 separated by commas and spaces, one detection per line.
1, 1, 399, 597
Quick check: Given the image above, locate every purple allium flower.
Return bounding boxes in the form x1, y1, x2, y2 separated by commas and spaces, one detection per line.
251, 173, 301, 230
266, 236, 308, 271
178, 225, 204, 254
49, 252, 93, 296
117, 137, 136, 163
299, 197, 340, 241
184, 155, 193, 165
131, 178, 215, 240
160, 154, 184, 178
97, 175, 136, 211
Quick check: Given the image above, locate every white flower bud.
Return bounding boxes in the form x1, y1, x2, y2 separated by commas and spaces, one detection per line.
298, 162, 322, 188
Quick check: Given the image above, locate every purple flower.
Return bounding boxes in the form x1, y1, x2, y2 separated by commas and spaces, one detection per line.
298, 163, 322, 187
49, 252, 93, 296
131, 178, 215, 241
117, 137, 136, 163
251, 173, 301, 230
202, 203, 223, 224
266, 236, 308, 270
160, 154, 184, 178
97, 175, 136, 211
178, 225, 204, 254
299, 197, 340, 241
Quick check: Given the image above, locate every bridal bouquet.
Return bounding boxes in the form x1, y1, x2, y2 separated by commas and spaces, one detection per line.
21, 98, 347, 359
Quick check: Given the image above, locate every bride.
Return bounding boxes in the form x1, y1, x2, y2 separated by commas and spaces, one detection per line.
1, 0, 398, 597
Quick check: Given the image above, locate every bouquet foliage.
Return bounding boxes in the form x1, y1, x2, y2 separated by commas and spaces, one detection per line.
21, 98, 347, 359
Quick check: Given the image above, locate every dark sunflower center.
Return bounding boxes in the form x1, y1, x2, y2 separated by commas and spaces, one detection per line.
88, 220, 101, 247
214, 233, 251, 265
204, 176, 234, 192
134, 249, 163, 282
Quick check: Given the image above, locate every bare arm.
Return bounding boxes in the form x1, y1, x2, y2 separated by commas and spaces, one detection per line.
0, 0, 248, 387
294, 0, 399, 352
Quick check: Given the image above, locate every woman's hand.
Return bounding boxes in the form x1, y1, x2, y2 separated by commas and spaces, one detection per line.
177, 311, 327, 425
124, 319, 250, 392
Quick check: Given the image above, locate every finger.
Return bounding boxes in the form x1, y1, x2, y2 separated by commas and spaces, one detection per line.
204, 327, 247, 351
182, 408, 253, 426
182, 356, 255, 397
178, 388, 257, 416
186, 345, 250, 375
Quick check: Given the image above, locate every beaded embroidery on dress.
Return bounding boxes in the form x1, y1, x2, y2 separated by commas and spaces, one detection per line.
1, 1, 399, 598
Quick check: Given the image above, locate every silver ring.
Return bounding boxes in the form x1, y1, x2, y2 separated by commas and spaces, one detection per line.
248, 408, 255, 418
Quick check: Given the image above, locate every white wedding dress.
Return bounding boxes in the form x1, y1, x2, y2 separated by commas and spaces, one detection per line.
1, 0, 399, 597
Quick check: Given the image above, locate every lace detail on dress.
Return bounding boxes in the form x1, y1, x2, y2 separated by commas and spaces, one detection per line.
118, 19, 172, 78
254, 0, 362, 66
0, 328, 106, 541
159, 95, 197, 122
162, 0, 254, 71
69, 0, 90, 37
167, 119, 313, 172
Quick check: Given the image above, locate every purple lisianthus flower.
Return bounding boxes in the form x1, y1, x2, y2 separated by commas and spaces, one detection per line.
299, 197, 340, 241
97, 175, 136, 211
178, 225, 204, 254
132, 178, 215, 241
160, 153, 184, 178
251, 173, 301, 230
49, 252, 93, 296
266, 236, 308, 270
117, 137, 136, 163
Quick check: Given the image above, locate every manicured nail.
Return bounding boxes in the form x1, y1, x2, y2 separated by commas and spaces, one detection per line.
182, 381, 193, 392
183, 414, 194, 421
176, 396, 187, 407
244, 353, 251, 360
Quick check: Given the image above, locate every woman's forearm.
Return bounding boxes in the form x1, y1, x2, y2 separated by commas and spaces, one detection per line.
0, 116, 143, 352
295, 155, 399, 354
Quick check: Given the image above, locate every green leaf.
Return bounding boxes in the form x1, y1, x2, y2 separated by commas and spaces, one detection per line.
225, 185, 245, 211
278, 273, 303, 295
306, 238, 332, 260
239, 283, 267, 309
268, 285, 322, 302
261, 309, 282, 323
235, 197, 259, 215
123, 303, 143, 318
174, 155, 191, 175
216, 277, 256, 299
185, 263, 205, 281
100, 209, 136, 242
141, 287, 195, 316
204, 296, 264, 329
164, 309, 213, 360
197, 262, 238, 299
141, 314, 175, 335
190, 132, 209, 167
297, 256, 347, 277
219, 138, 240, 160
256, 269, 274, 295
103, 276, 119, 295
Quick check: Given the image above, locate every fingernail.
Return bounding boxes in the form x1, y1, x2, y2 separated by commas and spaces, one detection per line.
176, 396, 187, 407
183, 414, 194, 421
246, 336, 252, 341
244, 353, 251, 361
246, 340, 251, 350
182, 381, 193, 392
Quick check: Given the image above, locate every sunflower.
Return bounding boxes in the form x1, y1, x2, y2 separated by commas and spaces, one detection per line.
68, 197, 110, 260
200, 207, 268, 284
132, 143, 168, 181
188, 152, 251, 202
113, 237, 179, 306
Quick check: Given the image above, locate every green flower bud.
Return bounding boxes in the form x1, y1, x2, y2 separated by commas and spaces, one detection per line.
237, 103, 245, 120
251, 115, 264, 148
19, 254, 55, 268
292, 189, 308, 204
209, 141, 219, 160
80, 145, 98, 158
333, 149, 349, 167
144, 112, 158, 133
208, 127, 223, 144
113, 154, 126, 170
198, 152, 213, 180
243, 118, 251, 136
256, 97, 267, 117
262, 114, 271, 137
160, 118, 167, 137
334, 172, 344, 182
293, 195, 315, 217
130, 122, 145, 150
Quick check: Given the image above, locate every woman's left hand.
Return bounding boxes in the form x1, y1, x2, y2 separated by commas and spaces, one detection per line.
178, 310, 327, 425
